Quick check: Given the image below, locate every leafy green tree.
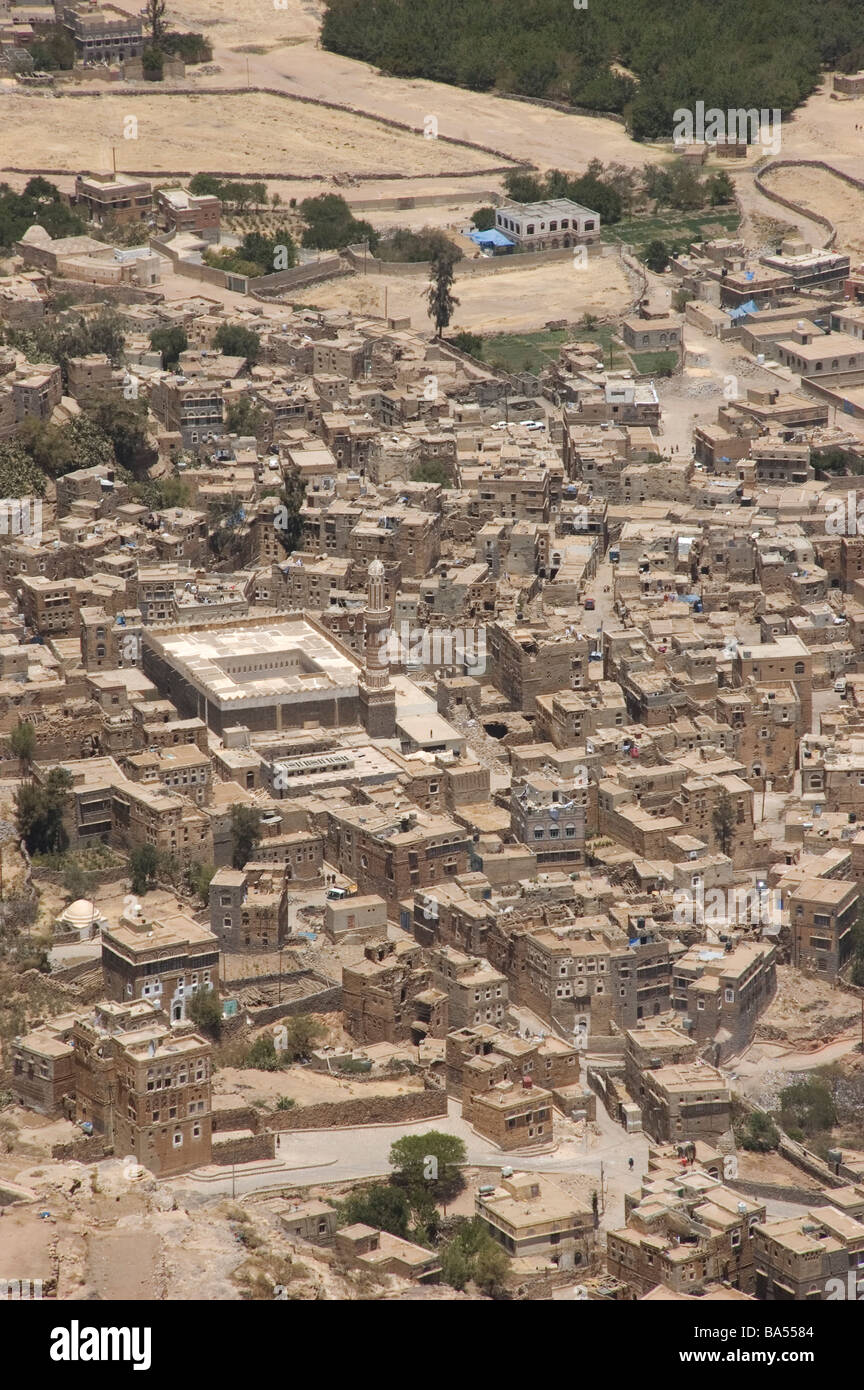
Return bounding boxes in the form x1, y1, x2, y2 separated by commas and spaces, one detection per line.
299, 194, 378, 252
440, 1217, 509, 1295
225, 397, 267, 437
142, 46, 165, 79
85, 394, 156, 476
339, 1184, 412, 1238
63, 862, 89, 903
643, 239, 671, 273
15, 767, 72, 855
274, 464, 306, 554
0, 440, 46, 499
280, 1015, 327, 1061
129, 844, 158, 895
779, 1078, 837, 1138
150, 325, 188, 369
213, 323, 261, 364
189, 173, 223, 198
247, 1035, 280, 1071
735, 1109, 779, 1152
388, 1131, 466, 1202
470, 207, 496, 231
230, 804, 260, 869
377, 228, 462, 263
188, 860, 215, 904
450, 331, 483, 356
186, 984, 223, 1039
427, 254, 459, 338
711, 787, 736, 856
9, 721, 35, 777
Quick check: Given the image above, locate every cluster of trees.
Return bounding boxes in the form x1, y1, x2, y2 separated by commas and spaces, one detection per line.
204, 228, 298, 279
642, 162, 734, 212
321, 0, 864, 137
504, 165, 627, 226
502, 160, 734, 235
376, 227, 463, 264
188, 174, 269, 212
336, 1132, 509, 1293
0, 391, 155, 497
299, 194, 377, 252
3, 307, 125, 378
140, 0, 211, 77
0, 177, 84, 251
24, 24, 75, 71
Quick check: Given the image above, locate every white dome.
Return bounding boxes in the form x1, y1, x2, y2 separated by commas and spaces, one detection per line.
59, 898, 99, 928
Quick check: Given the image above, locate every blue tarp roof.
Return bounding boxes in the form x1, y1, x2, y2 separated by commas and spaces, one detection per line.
468, 228, 514, 247
729, 299, 759, 319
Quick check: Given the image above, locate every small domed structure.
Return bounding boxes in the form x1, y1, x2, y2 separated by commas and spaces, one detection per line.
54, 898, 103, 941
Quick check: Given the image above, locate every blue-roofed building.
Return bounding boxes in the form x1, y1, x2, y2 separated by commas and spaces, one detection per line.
467, 227, 515, 255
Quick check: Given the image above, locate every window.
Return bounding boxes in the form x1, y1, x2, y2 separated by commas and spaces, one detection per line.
173, 1131, 183, 1148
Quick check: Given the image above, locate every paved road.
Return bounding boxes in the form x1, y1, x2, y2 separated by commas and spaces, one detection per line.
180, 1095, 649, 1224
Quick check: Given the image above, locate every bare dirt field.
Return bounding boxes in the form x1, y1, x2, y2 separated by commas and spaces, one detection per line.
213, 1064, 422, 1108
761, 163, 864, 256
103, 0, 668, 175
2, 90, 499, 180
298, 254, 632, 334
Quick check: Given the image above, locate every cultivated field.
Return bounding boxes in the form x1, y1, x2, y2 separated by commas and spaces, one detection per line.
0, 90, 498, 180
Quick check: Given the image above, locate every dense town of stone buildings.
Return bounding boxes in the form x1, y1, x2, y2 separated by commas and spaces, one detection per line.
6, 164, 864, 1304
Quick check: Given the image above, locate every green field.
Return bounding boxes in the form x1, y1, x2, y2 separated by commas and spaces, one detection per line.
601, 208, 740, 254
630, 350, 679, 375
479, 329, 569, 375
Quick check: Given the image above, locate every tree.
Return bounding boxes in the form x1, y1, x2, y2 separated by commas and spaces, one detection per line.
186, 984, 222, 1039
779, 1078, 836, 1139
9, 721, 35, 778
63, 863, 89, 903
142, 46, 164, 80
129, 844, 158, 895
15, 767, 72, 855
274, 464, 306, 554
280, 1015, 326, 1061
711, 788, 735, 857
213, 323, 261, 364
189, 173, 223, 198
427, 254, 459, 338
0, 439, 47, 499
449, 331, 482, 356
440, 1217, 509, 1295
225, 397, 267, 438
230, 804, 260, 870
470, 206, 496, 231
299, 194, 378, 252
339, 1184, 411, 1238
642, 239, 670, 273
247, 1035, 280, 1070
150, 326, 188, 369
388, 1131, 466, 1202
85, 394, 156, 476
188, 860, 215, 904
143, 0, 167, 45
